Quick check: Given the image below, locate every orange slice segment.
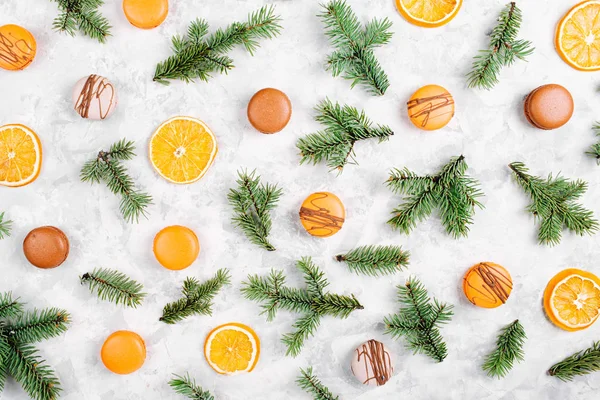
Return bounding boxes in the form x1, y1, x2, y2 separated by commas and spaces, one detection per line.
149, 116, 217, 184
395, 0, 462, 28
204, 322, 260, 375
555, 0, 600, 71
0, 124, 42, 187
543, 268, 600, 331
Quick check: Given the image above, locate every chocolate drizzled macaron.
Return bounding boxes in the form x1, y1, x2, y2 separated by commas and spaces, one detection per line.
72, 74, 118, 120
523, 84, 573, 130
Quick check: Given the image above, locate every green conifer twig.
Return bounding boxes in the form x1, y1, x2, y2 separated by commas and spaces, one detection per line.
586, 122, 600, 164
509, 162, 598, 245
0, 293, 23, 319
482, 319, 526, 378
467, 2, 534, 90
80, 139, 153, 223
548, 341, 600, 381
0, 212, 12, 240
297, 99, 393, 172
80, 268, 146, 308
384, 277, 453, 362
169, 373, 214, 400
3, 309, 70, 344
5, 341, 61, 400
160, 269, 231, 324
153, 6, 282, 85
387, 155, 484, 238
242, 257, 363, 357
50, 0, 111, 43
319, 0, 393, 95
335, 245, 409, 276
228, 170, 282, 251
297, 367, 339, 400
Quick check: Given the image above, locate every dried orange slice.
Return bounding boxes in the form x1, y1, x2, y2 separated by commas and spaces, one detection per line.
395, 0, 462, 28
543, 268, 600, 331
204, 322, 260, 375
0, 124, 42, 187
555, 0, 600, 71
149, 116, 217, 184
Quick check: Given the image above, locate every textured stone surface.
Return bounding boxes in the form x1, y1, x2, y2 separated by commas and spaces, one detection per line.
1, 0, 600, 399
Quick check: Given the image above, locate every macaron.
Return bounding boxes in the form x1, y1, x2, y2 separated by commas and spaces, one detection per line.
247, 88, 292, 134
463, 262, 512, 309
0, 24, 37, 71
299, 192, 345, 238
523, 84, 574, 130
23, 226, 69, 269
123, 0, 169, 29
153, 225, 200, 270
407, 84, 455, 131
72, 74, 118, 120
101, 330, 146, 374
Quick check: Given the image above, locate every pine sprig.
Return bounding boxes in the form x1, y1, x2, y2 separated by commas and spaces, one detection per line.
319, 0, 393, 96
0, 293, 23, 319
467, 2, 534, 90
548, 341, 600, 382
297, 99, 393, 172
297, 367, 339, 400
80, 139, 152, 223
0, 212, 12, 240
482, 319, 526, 378
242, 257, 363, 357
80, 268, 146, 308
160, 269, 231, 324
335, 245, 409, 276
2, 309, 69, 344
50, 0, 111, 43
509, 162, 598, 245
228, 170, 282, 251
384, 277, 453, 362
5, 341, 61, 400
153, 6, 282, 85
387, 155, 484, 238
586, 123, 600, 164
169, 373, 214, 400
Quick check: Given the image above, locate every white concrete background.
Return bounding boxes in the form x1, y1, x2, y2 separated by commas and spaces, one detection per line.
1, 0, 600, 399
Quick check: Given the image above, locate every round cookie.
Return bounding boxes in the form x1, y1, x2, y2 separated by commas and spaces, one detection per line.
153, 225, 200, 270
247, 88, 292, 134
0, 24, 36, 71
101, 330, 146, 374
523, 84, 573, 130
23, 226, 69, 269
351, 339, 394, 386
123, 0, 169, 29
463, 262, 512, 308
72, 75, 118, 120
299, 192, 345, 238
407, 84, 455, 130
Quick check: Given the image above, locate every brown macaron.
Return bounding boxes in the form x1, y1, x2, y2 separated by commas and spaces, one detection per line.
247, 88, 292, 134
523, 84, 574, 130
23, 226, 69, 269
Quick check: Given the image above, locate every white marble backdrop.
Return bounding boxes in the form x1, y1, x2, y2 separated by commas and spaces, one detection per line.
1, 0, 600, 399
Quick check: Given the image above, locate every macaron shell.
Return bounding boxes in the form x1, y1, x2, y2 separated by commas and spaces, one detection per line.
407, 84, 455, 131
523, 84, 573, 130
123, 0, 169, 29
72, 75, 118, 120
0, 24, 36, 71
153, 225, 200, 270
351, 339, 394, 386
247, 88, 292, 134
101, 330, 146, 375
23, 226, 69, 269
463, 262, 513, 308
299, 192, 345, 238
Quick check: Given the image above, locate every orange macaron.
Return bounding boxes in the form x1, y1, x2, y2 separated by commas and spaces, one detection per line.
463, 262, 513, 308
523, 84, 574, 130
101, 330, 146, 374
407, 84, 455, 131
153, 225, 200, 270
0, 24, 37, 70
299, 192, 345, 238
122, 0, 169, 29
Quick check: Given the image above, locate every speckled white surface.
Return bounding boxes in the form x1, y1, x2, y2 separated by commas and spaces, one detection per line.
2, 0, 600, 399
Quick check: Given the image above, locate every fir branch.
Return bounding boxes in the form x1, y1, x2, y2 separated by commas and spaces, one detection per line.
387, 156, 484, 238
509, 162, 598, 245
80, 268, 145, 308
80, 139, 152, 223
467, 2, 534, 90
169, 373, 214, 400
319, 0, 393, 96
0, 212, 12, 240
50, 0, 111, 43
297, 367, 339, 400
0, 292, 23, 319
335, 245, 409, 276
384, 277, 453, 362
160, 269, 231, 324
227, 170, 282, 251
5, 341, 61, 400
242, 257, 363, 357
586, 122, 600, 164
153, 6, 282, 85
482, 319, 526, 378
3, 308, 70, 344
297, 99, 393, 172
548, 341, 600, 382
